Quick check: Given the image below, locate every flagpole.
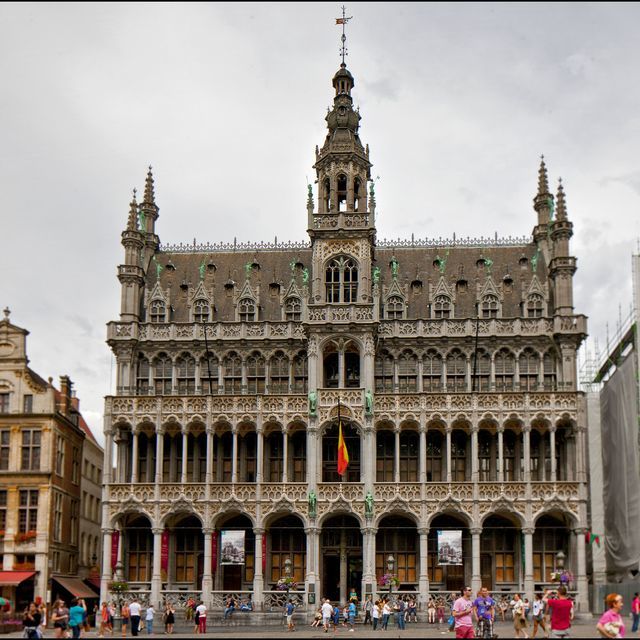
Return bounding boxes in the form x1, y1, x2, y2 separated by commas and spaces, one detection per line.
338, 397, 342, 488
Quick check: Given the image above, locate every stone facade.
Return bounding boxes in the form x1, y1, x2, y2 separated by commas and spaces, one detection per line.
102, 62, 590, 612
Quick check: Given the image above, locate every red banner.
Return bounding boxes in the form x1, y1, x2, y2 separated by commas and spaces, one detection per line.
111, 530, 119, 570
161, 530, 169, 573
211, 531, 217, 575
262, 533, 266, 573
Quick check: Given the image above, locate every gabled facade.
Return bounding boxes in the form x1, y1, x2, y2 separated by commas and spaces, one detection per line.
103, 58, 590, 613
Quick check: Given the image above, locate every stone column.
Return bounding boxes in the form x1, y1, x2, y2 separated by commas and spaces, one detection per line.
181, 429, 188, 484
339, 529, 347, 604
282, 428, 288, 483
523, 527, 534, 602
231, 426, 238, 484
362, 424, 374, 493
471, 426, 479, 483
104, 430, 114, 484
523, 426, 531, 482
205, 427, 213, 483
549, 426, 557, 482
338, 350, 345, 388
418, 423, 427, 484
131, 429, 139, 483
202, 529, 213, 604
445, 427, 452, 483
574, 528, 589, 612
394, 428, 400, 484
361, 526, 376, 600
418, 528, 430, 608
100, 529, 113, 605
471, 527, 482, 596
497, 426, 504, 482
254, 528, 265, 609
155, 429, 164, 484
151, 527, 163, 608
256, 425, 264, 483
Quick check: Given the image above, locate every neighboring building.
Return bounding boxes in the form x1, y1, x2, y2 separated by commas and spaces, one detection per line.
0, 309, 102, 609
585, 253, 640, 610
102, 57, 590, 613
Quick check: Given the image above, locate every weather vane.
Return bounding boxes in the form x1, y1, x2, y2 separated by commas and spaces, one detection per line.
336, 6, 352, 65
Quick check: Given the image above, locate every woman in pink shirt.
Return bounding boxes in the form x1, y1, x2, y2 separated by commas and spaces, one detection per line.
597, 593, 625, 638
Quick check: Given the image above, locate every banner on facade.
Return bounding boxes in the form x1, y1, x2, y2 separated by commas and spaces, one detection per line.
437, 530, 462, 565
161, 530, 169, 573
220, 530, 245, 565
212, 531, 218, 575
111, 530, 119, 570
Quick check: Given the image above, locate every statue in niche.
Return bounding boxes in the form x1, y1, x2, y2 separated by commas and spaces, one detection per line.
365, 491, 374, 517
308, 390, 317, 416
365, 390, 373, 416
308, 490, 317, 518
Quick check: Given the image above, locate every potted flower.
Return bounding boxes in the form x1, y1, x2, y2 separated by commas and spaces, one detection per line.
275, 577, 298, 591
108, 580, 129, 594
378, 573, 400, 589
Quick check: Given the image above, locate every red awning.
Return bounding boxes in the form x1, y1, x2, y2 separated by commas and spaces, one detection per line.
52, 576, 98, 599
0, 571, 36, 586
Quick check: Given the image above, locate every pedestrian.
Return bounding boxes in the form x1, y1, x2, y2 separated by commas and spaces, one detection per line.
195, 601, 206, 634
381, 599, 391, 630
596, 593, 625, 638
510, 593, 529, 638
452, 586, 475, 639
437, 597, 446, 624
98, 602, 112, 637
427, 597, 436, 623
311, 607, 323, 628
51, 600, 69, 639
395, 597, 406, 630
321, 599, 333, 633
22, 602, 41, 640
347, 598, 356, 631
223, 596, 235, 621
632, 592, 640, 634
163, 603, 175, 635
69, 598, 87, 640
545, 586, 573, 638
363, 595, 373, 625
121, 601, 130, 638
128, 598, 141, 638
372, 600, 380, 631
531, 593, 547, 639
144, 604, 155, 635
407, 596, 417, 623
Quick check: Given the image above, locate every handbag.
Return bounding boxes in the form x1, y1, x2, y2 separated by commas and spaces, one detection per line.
448, 614, 455, 632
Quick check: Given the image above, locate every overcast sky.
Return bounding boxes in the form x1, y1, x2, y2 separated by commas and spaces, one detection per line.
2, 2, 639, 445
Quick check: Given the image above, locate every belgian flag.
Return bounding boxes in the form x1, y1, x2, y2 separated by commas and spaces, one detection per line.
337, 421, 349, 476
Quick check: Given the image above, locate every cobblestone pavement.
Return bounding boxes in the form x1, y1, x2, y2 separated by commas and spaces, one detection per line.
7, 617, 611, 639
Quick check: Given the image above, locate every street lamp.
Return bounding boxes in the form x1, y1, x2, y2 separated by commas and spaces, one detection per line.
386, 555, 395, 597
556, 550, 565, 570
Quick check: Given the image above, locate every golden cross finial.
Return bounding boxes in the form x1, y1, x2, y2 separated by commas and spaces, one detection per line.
336, 6, 353, 65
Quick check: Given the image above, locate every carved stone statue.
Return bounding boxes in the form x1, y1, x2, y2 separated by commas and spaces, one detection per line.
365, 390, 373, 416
390, 256, 399, 279
365, 491, 374, 517
372, 266, 381, 284
308, 490, 317, 518
308, 390, 317, 416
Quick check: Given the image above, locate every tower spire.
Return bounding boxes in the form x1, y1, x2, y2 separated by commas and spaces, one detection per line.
537, 155, 549, 196
336, 6, 353, 67
556, 177, 567, 220
143, 165, 155, 206
127, 188, 139, 231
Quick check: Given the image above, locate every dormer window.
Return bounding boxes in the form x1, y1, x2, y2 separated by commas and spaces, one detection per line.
526, 294, 544, 318
434, 295, 452, 319
325, 256, 358, 303
239, 298, 256, 322
285, 297, 302, 322
481, 295, 499, 319
193, 299, 210, 323
149, 300, 166, 323
386, 296, 404, 320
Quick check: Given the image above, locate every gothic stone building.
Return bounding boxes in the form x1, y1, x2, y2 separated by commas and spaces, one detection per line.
102, 61, 590, 612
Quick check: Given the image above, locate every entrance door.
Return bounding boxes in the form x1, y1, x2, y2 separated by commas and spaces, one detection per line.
323, 555, 340, 601
481, 553, 493, 590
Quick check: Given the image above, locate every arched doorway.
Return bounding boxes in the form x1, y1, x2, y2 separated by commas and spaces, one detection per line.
428, 514, 470, 592
167, 515, 203, 589
267, 515, 306, 588
216, 514, 255, 591
533, 513, 571, 588
121, 514, 153, 584
480, 514, 521, 590
321, 514, 362, 603
376, 516, 418, 591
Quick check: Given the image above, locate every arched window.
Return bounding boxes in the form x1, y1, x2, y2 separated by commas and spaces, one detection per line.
200, 353, 219, 394
149, 300, 166, 323
289, 431, 306, 482
494, 349, 515, 392
426, 431, 443, 482
323, 178, 331, 212
246, 353, 265, 394
399, 430, 419, 481
269, 352, 289, 394
423, 350, 442, 392
481, 295, 499, 318
376, 430, 394, 481
323, 344, 339, 388
223, 353, 242, 394
239, 298, 256, 322
451, 430, 468, 481
325, 257, 358, 303
503, 430, 518, 480
292, 352, 308, 393
354, 177, 362, 212
446, 350, 466, 392
345, 342, 360, 388
386, 296, 404, 320
375, 350, 394, 392
337, 174, 348, 211
398, 351, 418, 392
265, 431, 283, 481
154, 353, 173, 395
124, 517, 152, 582
193, 299, 210, 323
284, 297, 301, 322
176, 354, 196, 394
472, 349, 490, 392
434, 295, 452, 319
519, 349, 540, 391
136, 355, 150, 395
478, 430, 494, 481
543, 352, 556, 390
527, 294, 544, 318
